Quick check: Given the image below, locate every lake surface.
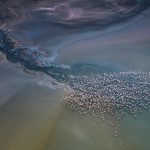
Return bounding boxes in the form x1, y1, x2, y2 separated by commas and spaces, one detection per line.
0, 1, 150, 150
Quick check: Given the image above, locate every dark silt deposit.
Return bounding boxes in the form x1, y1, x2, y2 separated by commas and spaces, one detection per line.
0, 30, 53, 69
0, 29, 69, 80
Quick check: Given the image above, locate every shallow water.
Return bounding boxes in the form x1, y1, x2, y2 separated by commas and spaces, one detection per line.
56, 9, 150, 72
0, 1, 150, 150
0, 64, 150, 150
